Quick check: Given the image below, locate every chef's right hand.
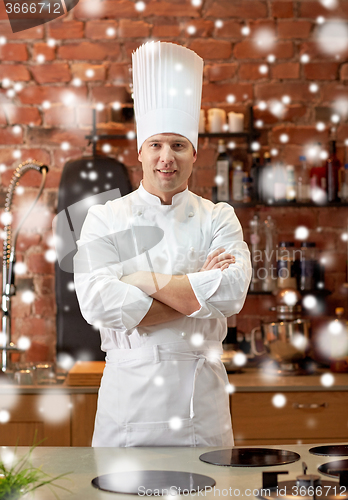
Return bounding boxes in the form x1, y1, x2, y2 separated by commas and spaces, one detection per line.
199, 248, 235, 272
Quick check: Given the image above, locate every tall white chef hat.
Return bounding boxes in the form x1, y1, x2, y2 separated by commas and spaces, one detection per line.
132, 41, 204, 153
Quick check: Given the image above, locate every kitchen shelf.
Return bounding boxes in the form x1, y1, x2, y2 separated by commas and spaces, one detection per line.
247, 289, 332, 296
230, 201, 348, 208
85, 107, 260, 155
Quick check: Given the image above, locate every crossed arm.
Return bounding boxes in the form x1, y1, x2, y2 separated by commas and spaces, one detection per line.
120, 248, 235, 327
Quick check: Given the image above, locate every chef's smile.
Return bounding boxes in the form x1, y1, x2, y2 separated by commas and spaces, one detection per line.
138, 133, 197, 204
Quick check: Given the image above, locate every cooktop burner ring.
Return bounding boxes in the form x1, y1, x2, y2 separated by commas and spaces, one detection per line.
309, 445, 348, 456
318, 458, 348, 479
199, 447, 301, 467
91, 470, 216, 495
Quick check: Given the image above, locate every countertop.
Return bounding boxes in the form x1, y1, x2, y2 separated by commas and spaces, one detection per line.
0, 368, 347, 393
228, 368, 348, 392
6, 444, 347, 499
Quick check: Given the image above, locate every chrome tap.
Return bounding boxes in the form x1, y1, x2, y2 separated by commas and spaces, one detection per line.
1, 160, 49, 373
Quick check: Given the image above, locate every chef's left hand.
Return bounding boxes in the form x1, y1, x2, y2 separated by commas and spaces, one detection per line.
200, 248, 235, 272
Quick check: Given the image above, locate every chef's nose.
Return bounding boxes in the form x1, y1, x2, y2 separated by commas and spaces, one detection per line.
160, 144, 174, 164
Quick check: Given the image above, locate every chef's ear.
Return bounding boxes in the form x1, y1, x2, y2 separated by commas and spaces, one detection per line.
138, 147, 142, 163
193, 148, 197, 163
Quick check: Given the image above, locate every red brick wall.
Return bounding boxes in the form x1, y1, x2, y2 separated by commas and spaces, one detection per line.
0, 0, 347, 361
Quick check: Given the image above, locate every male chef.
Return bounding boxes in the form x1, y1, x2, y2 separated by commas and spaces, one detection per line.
74, 41, 252, 447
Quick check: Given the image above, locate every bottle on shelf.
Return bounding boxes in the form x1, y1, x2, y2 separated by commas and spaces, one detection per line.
261, 152, 274, 204
326, 140, 341, 202
263, 215, 277, 292
273, 162, 287, 202
297, 155, 311, 202
341, 164, 348, 202
249, 214, 263, 292
310, 143, 327, 204
277, 241, 298, 289
329, 307, 348, 373
215, 140, 231, 202
286, 164, 296, 202
242, 174, 252, 203
232, 161, 244, 201
298, 242, 318, 292
250, 152, 261, 202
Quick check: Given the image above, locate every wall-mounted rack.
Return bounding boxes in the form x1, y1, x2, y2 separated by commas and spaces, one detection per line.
85, 107, 260, 156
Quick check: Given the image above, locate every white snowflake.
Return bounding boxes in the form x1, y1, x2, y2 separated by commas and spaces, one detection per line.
294, 226, 309, 240
169, 417, 182, 430
272, 394, 286, 408
14, 262, 27, 274
254, 28, 275, 50
320, 373, 334, 387
135, 1, 146, 12
303, 295, 317, 310
0, 410, 10, 424
279, 133, 289, 143
42, 100, 51, 109
300, 54, 310, 63
21, 290, 35, 304
2, 78, 11, 88
72, 78, 82, 87
17, 336, 31, 350
106, 27, 116, 37
45, 249, 56, 263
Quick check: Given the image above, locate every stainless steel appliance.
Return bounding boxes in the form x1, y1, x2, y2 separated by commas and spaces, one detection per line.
250, 288, 312, 374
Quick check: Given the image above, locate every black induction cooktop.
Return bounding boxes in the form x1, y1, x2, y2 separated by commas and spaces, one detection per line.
199, 448, 301, 467
91, 470, 216, 495
318, 458, 348, 478
310, 445, 348, 456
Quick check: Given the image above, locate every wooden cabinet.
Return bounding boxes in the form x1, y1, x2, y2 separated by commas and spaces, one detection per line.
71, 393, 98, 446
0, 390, 97, 447
231, 390, 348, 446
0, 394, 71, 446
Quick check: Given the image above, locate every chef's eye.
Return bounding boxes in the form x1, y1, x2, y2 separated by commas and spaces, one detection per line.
150, 143, 160, 148
173, 143, 184, 148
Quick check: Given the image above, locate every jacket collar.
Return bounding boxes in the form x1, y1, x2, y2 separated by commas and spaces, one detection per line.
138, 180, 189, 207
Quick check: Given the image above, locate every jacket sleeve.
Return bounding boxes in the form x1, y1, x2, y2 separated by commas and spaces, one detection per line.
73, 204, 153, 333
186, 202, 252, 319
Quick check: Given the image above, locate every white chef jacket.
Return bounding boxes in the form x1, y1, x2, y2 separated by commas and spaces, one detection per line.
74, 181, 251, 349
73, 181, 251, 447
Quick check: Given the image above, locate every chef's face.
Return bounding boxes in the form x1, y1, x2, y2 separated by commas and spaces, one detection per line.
138, 133, 197, 205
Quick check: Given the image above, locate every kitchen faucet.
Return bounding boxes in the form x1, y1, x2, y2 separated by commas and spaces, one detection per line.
1, 160, 49, 373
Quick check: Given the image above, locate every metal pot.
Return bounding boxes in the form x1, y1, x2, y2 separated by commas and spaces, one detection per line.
251, 318, 311, 364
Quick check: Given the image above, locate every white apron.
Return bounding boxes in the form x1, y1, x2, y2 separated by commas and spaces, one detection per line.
92, 340, 233, 447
